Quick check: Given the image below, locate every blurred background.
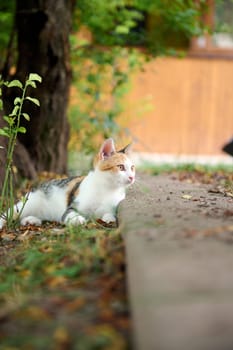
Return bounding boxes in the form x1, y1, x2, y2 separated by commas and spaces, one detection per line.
0, 0, 233, 181
70, 0, 233, 165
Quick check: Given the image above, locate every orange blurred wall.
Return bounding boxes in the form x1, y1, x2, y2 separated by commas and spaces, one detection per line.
120, 57, 233, 156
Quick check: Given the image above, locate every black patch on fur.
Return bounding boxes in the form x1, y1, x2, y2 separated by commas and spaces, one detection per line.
67, 180, 83, 206
61, 206, 79, 222
118, 143, 131, 154
36, 177, 78, 194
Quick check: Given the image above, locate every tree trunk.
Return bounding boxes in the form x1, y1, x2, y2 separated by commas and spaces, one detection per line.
10, 0, 74, 176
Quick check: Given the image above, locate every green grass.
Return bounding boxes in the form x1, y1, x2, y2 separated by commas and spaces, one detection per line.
139, 162, 233, 176
0, 224, 130, 349
139, 162, 233, 198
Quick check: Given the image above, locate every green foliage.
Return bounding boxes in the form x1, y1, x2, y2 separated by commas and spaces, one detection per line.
0, 73, 42, 229
75, 0, 145, 46
0, 1, 16, 71
69, 43, 143, 152
75, 0, 206, 52
70, 0, 207, 153
214, 0, 233, 36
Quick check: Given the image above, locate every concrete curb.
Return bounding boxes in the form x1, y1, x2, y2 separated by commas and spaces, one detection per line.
120, 173, 233, 350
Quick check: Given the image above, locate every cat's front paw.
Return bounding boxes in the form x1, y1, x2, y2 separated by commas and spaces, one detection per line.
64, 212, 87, 226
101, 213, 116, 224
21, 216, 42, 226
0, 217, 6, 229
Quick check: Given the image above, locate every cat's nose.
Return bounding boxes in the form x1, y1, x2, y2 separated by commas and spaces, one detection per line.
128, 176, 134, 182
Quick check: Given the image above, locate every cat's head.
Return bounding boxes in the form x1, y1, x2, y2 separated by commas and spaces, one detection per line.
94, 138, 135, 187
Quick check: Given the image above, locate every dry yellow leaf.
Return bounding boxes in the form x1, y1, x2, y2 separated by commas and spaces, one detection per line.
19, 269, 31, 278
53, 326, 70, 343
24, 306, 50, 320
65, 297, 86, 312
47, 275, 67, 288
181, 194, 193, 200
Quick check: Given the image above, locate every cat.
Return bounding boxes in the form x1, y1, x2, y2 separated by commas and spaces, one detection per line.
0, 138, 135, 229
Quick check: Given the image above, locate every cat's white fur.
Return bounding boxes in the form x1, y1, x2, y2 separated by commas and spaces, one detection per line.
15, 187, 67, 226
63, 167, 128, 226
0, 139, 135, 228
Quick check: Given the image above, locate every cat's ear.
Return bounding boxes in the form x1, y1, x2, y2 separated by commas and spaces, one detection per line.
99, 138, 116, 160
118, 143, 132, 154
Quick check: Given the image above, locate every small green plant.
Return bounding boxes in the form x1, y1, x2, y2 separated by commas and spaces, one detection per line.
0, 73, 42, 229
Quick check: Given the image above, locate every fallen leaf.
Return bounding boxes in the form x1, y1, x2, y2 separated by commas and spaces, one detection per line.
181, 194, 193, 200
86, 324, 126, 349
53, 326, 70, 344
39, 245, 53, 253
225, 191, 233, 198
224, 210, 233, 217
19, 269, 31, 278
1, 233, 16, 241
21, 229, 30, 237
65, 297, 86, 312
18, 306, 50, 321
208, 187, 222, 194
47, 275, 67, 288
96, 219, 117, 228
49, 228, 66, 235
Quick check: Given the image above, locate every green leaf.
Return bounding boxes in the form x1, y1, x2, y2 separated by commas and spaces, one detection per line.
115, 25, 129, 35
3, 116, 14, 126
10, 105, 19, 116
14, 97, 21, 105
18, 126, 26, 134
7, 80, 23, 89
0, 128, 10, 137
26, 81, 37, 88
26, 96, 40, 106
53, 264, 83, 278
28, 73, 42, 83
22, 113, 30, 121
0, 99, 3, 110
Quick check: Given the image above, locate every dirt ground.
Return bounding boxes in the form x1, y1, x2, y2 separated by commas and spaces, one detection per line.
122, 170, 233, 241
120, 169, 233, 350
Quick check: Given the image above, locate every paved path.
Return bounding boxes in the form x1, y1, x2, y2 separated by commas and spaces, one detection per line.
120, 173, 233, 350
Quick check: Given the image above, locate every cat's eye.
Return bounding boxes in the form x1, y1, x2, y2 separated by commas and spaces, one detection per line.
118, 164, 125, 171
131, 165, 135, 171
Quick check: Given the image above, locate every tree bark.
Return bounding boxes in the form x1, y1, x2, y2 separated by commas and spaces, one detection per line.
4, 0, 74, 178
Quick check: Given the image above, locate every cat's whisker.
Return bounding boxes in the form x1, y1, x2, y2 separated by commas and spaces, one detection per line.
130, 176, 150, 193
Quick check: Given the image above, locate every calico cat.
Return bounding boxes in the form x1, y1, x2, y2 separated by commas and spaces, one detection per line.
0, 138, 135, 229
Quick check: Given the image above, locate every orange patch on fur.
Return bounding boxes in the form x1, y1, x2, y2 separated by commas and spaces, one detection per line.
97, 153, 128, 172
